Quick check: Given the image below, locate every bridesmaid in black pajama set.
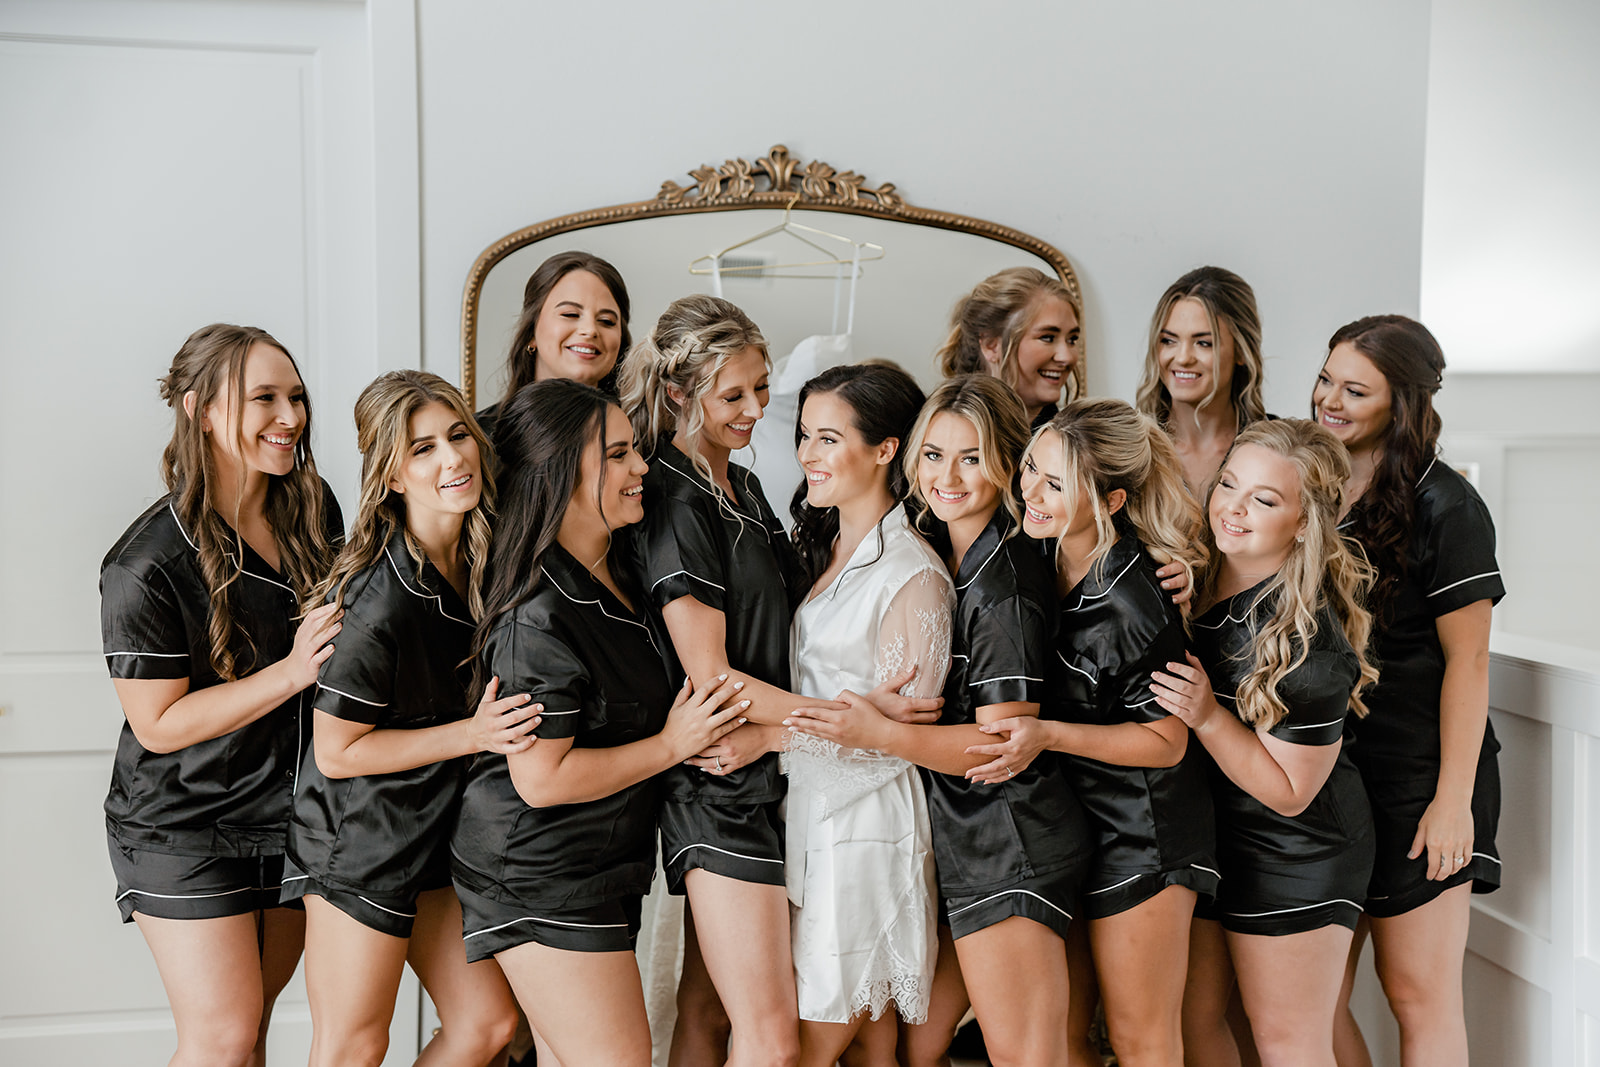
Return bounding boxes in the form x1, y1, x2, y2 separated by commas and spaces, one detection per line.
1153, 419, 1379, 1067
282, 371, 535, 1067
968, 398, 1216, 1067
1316, 316, 1504, 1066
450, 378, 745, 1067
100, 325, 341, 1067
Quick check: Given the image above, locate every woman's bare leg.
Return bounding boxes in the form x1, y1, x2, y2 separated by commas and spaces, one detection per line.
1063, 919, 1100, 1067
497, 939, 652, 1067
1369, 884, 1472, 1067
1180, 917, 1240, 1067
409, 888, 520, 1067
301, 896, 408, 1067
1230, 925, 1353, 1067
1090, 885, 1195, 1067
670, 903, 732, 1067
896, 925, 968, 1067
685, 870, 800, 1067
955, 916, 1070, 1067
1333, 918, 1374, 1067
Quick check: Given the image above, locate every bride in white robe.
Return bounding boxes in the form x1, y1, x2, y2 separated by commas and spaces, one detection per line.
780, 362, 953, 1064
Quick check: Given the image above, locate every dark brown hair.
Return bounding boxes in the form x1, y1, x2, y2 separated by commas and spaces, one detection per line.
500, 251, 632, 403
1318, 314, 1446, 620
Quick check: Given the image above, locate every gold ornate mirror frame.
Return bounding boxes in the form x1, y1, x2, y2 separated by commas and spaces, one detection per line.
460, 144, 1081, 408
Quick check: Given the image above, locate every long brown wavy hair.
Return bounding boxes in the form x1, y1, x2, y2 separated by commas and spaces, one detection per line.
312, 371, 495, 620
499, 251, 632, 403
1135, 266, 1266, 432
1317, 315, 1446, 622
1192, 419, 1378, 730
157, 324, 336, 680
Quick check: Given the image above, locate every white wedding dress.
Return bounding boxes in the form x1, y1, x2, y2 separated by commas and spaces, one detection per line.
783, 504, 954, 1024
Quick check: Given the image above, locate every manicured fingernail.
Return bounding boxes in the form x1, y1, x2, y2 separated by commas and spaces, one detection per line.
718, 673, 729, 681
738, 717, 747, 724
740, 700, 751, 708
733, 681, 745, 690
782, 719, 792, 726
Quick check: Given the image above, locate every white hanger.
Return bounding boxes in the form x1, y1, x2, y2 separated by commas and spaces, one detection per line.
689, 196, 884, 333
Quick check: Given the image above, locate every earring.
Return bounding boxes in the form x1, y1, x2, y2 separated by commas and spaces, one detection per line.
1296, 535, 1305, 543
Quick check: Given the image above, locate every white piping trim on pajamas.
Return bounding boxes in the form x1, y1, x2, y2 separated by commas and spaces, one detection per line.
1085, 873, 1143, 895
117, 886, 259, 902
1055, 653, 1097, 685
954, 538, 1003, 591
1284, 718, 1343, 731
359, 895, 416, 918
1068, 555, 1139, 605
464, 915, 629, 938
650, 569, 727, 594
317, 684, 387, 708
1224, 898, 1361, 918
540, 566, 657, 653
387, 546, 473, 625
947, 888, 1073, 921
968, 673, 1043, 687
1427, 571, 1501, 598
666, 842, 784, 867
662, 460, 769, 536
105, 651, 188, 658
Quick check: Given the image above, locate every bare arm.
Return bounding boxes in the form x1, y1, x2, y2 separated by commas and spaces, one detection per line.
312, 677, 540, 779
507, 675, 747, 808
1151, 653, 1339, 817
788, 697, 1033, 777
1411, 599, 1493, 879
113, 603, 341, 754
964, 714, 1188, 785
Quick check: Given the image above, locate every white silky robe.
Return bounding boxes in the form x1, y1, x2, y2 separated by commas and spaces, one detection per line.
783, 504, 953, 1024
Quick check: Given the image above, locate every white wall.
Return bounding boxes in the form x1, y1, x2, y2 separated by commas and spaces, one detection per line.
416, 0, 1433, 420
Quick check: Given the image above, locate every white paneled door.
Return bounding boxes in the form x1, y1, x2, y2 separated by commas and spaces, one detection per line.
0, 1, 419, 1063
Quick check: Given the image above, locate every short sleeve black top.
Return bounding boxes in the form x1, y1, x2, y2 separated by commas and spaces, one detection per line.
630, 439, 797, 805
451, 545, 676, 909
925, 510, 1090, 895
1346, 458, 1506, 759
1052, 531, 1215, 873
100, 485, 344, 857
1191, 583, 1371, 861
286, 528, 476, 893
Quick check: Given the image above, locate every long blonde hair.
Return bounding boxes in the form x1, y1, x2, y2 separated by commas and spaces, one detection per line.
618, 294, 768, 504
312, 371, 495, 620
1135, 266, 1266, 431
903, 374, 1031, 534
935, 267, 1086, 404
1194, 419, 1378, 730
157, 324, 336, 681
1034, 398, 1202, 599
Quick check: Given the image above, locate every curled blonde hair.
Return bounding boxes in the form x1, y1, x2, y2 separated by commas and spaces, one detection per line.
1194, 419, 1378, 730
312, 371, 496, 621
1031, 399, 1202, 604
903, 374, 1032, 533
157, 324, 336, 681
1135, 267, 1267, 432
618, 294, 768, 502
936, 267, 1086, 404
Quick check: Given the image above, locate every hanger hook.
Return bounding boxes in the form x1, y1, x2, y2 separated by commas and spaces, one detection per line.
784, 192, 801, 223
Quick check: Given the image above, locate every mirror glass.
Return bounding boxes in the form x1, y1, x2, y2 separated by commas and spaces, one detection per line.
470, 209, 1063, 406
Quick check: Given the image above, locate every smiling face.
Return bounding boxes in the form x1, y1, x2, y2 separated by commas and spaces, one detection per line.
1209, 443, 1305, 576
532, 270, 624, 387
986, 295, 1081, 416
917, 411, 1000, 531
1158, 297, 1238, 409
1312, 342, 1394, 455
389, 401, 482, 519
695, 345, 769, 455
201, 342, 306, 479
1018, 429, 1072, 539
797, 390, 896, 509
567, 404, 649, 534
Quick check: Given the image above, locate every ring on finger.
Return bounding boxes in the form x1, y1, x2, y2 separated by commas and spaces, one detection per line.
714, 755, 724, 772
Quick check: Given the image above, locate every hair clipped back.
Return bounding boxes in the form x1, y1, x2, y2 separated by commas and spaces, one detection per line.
789, 362, 927, 587
618, 294, 768, 503
1320, 314, 1446, 622
1135, 266, 1266, 431
500, 251, 632, 404
935, 267, 1085, 404
1035, 398, 1202, 602
157, 323, 335, 680
903, 374, 1031, 534
1193, 419, 1378, 730
313, 371, 495, 620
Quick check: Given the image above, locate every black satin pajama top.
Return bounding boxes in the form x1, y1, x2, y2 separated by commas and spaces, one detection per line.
286, 528, 475, 894
100, 486, 343, 857
630, 439, 796, 806
1052, 532, 1216, 883
1192, 585, 1373, 867
926, 511, 1090, 896
451, 545, 675, 910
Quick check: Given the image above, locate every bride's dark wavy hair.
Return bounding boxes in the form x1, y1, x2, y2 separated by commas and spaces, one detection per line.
789, 362, 926, 587
1316, 314, 1445, 622
471, 378, 614, 697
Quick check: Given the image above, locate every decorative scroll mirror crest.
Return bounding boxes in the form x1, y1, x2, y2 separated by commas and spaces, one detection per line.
461, 144, 1080, 408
